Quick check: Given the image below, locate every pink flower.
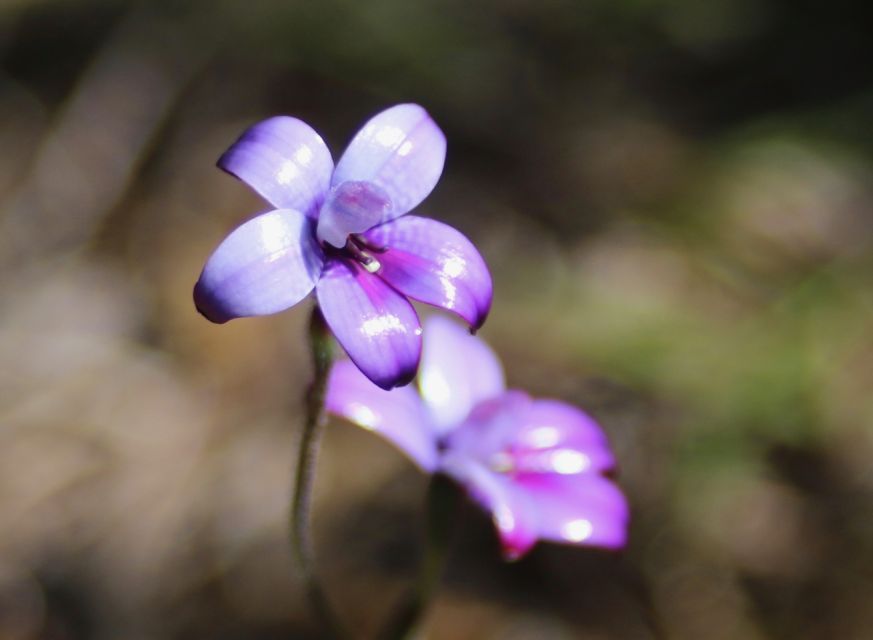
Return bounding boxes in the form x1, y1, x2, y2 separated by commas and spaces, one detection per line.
327, 317, 629, 559
194, 105, 492, 390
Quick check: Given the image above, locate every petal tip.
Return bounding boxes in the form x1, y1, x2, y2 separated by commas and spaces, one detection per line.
367, 359, 418, 391
469, 302, 491, 333
193, 280, 232, 324
393, 362, 419, 389
471, 271, 493, 331
457, 289, 491, 333
500, 546, 527, 562
499, 535, 536, 562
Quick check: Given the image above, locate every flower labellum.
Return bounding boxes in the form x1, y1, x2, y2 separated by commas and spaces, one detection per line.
194, 105, 493, 390
326, 316, 629, 559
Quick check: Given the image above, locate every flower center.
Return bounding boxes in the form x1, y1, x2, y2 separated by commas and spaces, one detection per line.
341, 234, 386, 273
489, 451, 515, 474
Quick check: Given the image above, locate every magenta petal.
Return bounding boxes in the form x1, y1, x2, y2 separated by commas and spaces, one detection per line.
326, 360, 438, 471
517, 474, 629, 550
194, 209, 323, 323
365, 216, 492, 330
332, 104, 446, 221
218, 116, 334, 218
441, 454, 538, 560
316, 258, 422, 390
515, 399, 617, 473
417, 316, 505, 435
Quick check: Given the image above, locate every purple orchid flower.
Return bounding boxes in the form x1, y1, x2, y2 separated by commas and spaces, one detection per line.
326, 316, 629, 559
194, 104, 492, 390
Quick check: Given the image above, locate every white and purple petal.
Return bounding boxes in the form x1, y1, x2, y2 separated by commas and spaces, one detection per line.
415, 316, 505, 434
218, 116, 334, 218
332, 104, 446, 221
326, 359, 439, 471
316, 258, 422, 390
194, 209, 323, 323
365, 216, 492, 330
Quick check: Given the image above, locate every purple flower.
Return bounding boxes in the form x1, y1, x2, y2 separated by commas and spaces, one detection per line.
326, 316, 629, 559
194, 105, 492, 390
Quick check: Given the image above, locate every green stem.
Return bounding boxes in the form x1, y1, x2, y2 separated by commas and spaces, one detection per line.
289, 306, 346, 639
377, 475, 458, 640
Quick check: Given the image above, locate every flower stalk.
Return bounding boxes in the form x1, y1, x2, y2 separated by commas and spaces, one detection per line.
378, 474, 458, 640
289, 305, 345, 639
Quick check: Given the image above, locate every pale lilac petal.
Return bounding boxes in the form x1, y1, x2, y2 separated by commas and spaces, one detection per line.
316, 258, 422, 390
326, 360, 438, 471
448, 393, 615, 474
332, 104, 446, 221
316, 181, 392, 248
518, 474, 629, 550
218, 116, 334, 218
447, 392, 530, 459
414, 316, 505, 435
194, 209, 323, 323
440, 453, 538, 560
365, 216, 492, 330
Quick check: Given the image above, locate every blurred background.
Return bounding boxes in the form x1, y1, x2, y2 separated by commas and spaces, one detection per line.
2, 0, 873, 638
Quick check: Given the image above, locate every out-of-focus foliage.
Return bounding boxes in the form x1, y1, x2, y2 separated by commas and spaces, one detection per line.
1, 1, 872, 638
